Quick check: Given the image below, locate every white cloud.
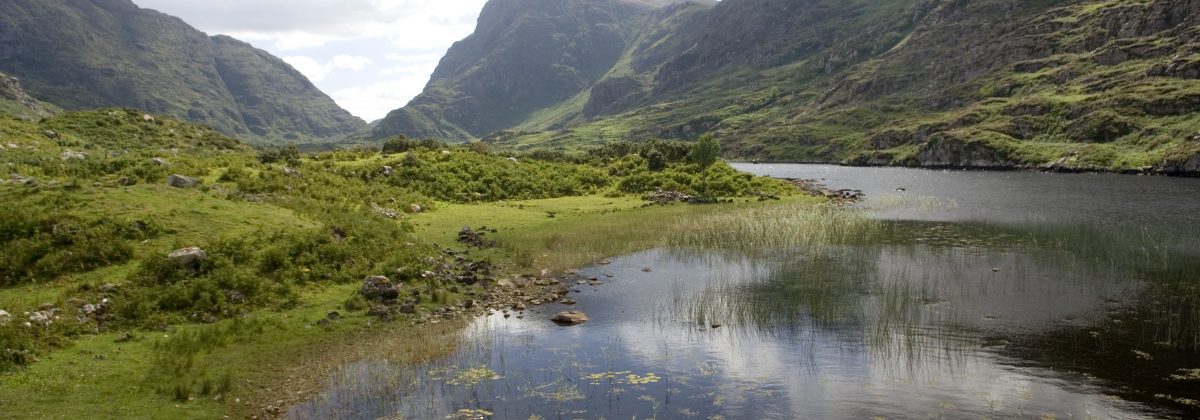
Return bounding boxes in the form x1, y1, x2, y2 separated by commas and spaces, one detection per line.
282, 56, 331, 82
332, 55, 373, 71
131, 0, 489, 120
332, 77, 431, 122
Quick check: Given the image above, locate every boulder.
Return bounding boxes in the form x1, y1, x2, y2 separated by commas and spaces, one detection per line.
409, 203, 423, 214
60, 150, 86, 161
0, 310, 10, 326
167, 247, 207, 267
551, 311, 589, 325
167, 174, 199, 188
361, 276, 400, 301
28, 309, 56, 326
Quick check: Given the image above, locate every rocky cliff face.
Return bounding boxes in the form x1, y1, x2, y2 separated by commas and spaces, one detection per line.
0, 0, 364, 144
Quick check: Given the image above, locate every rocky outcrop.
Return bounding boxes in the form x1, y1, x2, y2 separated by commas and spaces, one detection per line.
583, 76, 644, 119
916, 134, 1015, 169
0, 72, 54, 118
1158, 153, 1200, 176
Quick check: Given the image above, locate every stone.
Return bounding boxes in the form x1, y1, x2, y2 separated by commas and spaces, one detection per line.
151, 157, 168, 165
382, 166, 394, 176
98, 283, 118, 293
560, 298, 577, 305
167, 174, 199, 188
9, 174, 36, 186
42, 130, 58, 139
168, 247, 206, 267
114, 332, 135, 343
367, 305, 393, 321
0, 310, 10, 326
282, 167, 301, 177
361, 276, 400, 301
326, 311, 341, 321
494, 278, 516, 288
370, 203, 399, 219
551, 311, 589, 325
457, 226, 495, 248
60, 150, 86, 161
397, 303, 416, 314
409, 203, 423, 213
142, 114, 156, 122
28, 310, 55, 326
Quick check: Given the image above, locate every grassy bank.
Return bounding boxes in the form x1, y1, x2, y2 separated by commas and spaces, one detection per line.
0, 110, 809, 418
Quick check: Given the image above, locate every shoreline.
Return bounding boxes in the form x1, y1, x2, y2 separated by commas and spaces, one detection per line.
729, 160, 1200, 178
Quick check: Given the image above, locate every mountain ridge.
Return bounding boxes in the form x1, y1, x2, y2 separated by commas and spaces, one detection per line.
374, 0, 1200, 175
0, 0, 365, 144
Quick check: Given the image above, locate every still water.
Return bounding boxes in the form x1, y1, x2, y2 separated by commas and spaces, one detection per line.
292, 165, 1200, 419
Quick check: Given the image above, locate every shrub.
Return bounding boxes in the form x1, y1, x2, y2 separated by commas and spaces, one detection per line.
689, 134, 721, 167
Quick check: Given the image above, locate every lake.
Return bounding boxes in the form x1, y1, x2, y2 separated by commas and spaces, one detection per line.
291, 165, 1200, 419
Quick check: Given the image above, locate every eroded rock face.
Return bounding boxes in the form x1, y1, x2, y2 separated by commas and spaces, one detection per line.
1159, 153, 1200, 176
551, 311, 589, 325
917, 135, 1015, 169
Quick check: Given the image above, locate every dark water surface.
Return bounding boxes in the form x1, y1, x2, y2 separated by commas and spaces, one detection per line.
291, 165, 1200, 419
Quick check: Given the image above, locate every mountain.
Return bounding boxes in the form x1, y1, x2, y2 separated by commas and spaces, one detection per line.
377, 0, 1200, 174
0, 0, 365, 144
371, 0, 704, 140
0, 72, 58, 120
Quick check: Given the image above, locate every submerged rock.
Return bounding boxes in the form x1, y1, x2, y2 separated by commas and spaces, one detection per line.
551, 311, 589, 325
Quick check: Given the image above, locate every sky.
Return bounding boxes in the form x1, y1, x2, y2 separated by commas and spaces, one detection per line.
132, 0, 489, 122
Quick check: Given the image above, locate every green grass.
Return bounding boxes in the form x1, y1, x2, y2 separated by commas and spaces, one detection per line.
414, 195, 824, 274
0, 108, 817, 418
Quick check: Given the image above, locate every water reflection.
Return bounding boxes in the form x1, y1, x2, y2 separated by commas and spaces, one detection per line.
292, 166, 1200, 419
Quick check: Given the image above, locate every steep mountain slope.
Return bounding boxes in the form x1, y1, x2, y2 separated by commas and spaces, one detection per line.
381, 0, 1200, 174
0, 0, 365, 144
372, 0, 700, 140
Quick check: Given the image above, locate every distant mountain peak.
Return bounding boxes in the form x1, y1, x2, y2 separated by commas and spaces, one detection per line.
0, 0, 365, 144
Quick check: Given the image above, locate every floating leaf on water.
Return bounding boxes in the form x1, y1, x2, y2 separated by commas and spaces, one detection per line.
447, 408, 494, 419
446, 366, 502, 387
